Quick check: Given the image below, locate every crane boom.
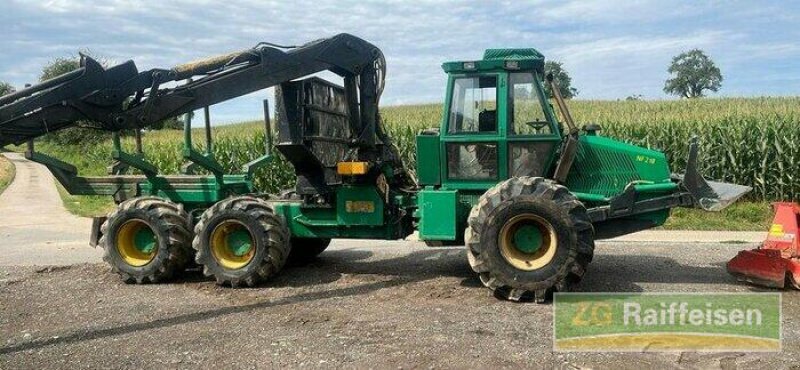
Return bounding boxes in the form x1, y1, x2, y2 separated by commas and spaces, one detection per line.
0, 33, 384, 147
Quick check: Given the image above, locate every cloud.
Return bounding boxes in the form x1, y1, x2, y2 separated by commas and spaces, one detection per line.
1, 0, 798, 121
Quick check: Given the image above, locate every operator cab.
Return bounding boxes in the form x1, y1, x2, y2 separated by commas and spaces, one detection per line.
416, 48, 562, 189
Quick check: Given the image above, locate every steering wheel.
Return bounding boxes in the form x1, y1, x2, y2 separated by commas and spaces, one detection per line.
525, 121, 549, 130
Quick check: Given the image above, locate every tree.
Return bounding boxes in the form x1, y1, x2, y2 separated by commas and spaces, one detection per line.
40, 57, 81, 82
663, 49, 722, 98
543, 61, 578, 99
0, 81, 14, 96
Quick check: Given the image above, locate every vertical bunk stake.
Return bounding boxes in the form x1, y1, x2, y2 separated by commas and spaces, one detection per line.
204, 106, 213, 156
134, 129, 143, 155
263, 99, 272, 156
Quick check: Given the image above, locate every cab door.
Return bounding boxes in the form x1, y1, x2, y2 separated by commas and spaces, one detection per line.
505, 72, 562, 179
440, 73, 504, 190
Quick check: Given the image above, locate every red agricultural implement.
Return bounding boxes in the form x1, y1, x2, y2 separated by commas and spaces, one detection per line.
728, 202, 800, 288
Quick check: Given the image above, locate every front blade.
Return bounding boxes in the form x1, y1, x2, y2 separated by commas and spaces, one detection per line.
679, 136, 752, 211
700, 180, 752, 211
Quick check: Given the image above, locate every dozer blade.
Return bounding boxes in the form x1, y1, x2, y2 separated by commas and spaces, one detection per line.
678, 137, 752, 211
696, 180, 753, 211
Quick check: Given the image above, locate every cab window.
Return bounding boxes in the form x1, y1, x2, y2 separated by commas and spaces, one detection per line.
508, 73, 551, 136
448, 76, 497, 134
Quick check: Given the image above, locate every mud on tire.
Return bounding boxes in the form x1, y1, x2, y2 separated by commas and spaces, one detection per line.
193, 196, 290, 287
100, 196, 192, 284
465, 177, 594, 302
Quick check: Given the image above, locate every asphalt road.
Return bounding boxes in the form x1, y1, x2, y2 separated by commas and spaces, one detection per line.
0, 153, 99, 266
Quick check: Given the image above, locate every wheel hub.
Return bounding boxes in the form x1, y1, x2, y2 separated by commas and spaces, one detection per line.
116, 219, 158, 267
499, 214, 557, 271
210, 220, 255, 269
512, 224, 543, 254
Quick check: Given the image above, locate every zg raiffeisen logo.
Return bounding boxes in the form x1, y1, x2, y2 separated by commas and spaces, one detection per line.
553, 293, 781, 352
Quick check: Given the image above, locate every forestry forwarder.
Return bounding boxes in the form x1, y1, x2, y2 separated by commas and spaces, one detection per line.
0, 34, 750, 302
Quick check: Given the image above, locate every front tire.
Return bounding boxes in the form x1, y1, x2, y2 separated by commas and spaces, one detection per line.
193, 196, 291, 287
100, 197, 192, 284
465, 177, 594, 302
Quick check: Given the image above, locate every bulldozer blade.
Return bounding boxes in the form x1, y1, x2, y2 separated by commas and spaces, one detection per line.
727, 248, 800, 289
699, 180, 752, 211
678, 137, 752, 211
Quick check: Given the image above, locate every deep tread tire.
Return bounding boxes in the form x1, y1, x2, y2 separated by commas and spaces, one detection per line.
287, 238, 331, 265
465, 177, 594, 302
100, 196, 192, 284
193, 196, 290, 287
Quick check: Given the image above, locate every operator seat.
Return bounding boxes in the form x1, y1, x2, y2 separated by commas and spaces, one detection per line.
476, 109, 497, 175
478, 109, 496, 133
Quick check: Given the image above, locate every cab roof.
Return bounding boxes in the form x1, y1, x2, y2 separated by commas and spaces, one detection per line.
442, 48, 545, 74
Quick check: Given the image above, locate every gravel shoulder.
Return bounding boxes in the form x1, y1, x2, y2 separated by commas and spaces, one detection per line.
2, 239, 799, 369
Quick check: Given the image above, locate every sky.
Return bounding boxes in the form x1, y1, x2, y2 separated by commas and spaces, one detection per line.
1, 0, 799, 124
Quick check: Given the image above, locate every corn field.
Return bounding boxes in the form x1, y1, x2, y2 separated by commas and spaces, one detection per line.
36, 97, 800, 202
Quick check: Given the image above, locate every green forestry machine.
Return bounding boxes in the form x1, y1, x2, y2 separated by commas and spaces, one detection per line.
0, 34, 749, 302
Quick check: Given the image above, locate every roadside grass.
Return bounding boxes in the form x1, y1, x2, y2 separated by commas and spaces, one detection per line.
0, 153, 15, 195
55, 183, 115, 217
661, 202, 772, 231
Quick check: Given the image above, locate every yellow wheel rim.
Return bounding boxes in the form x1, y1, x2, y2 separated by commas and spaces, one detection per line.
116, 219, 158, 267
498, 214, 558, 271
210, 220, 255, 270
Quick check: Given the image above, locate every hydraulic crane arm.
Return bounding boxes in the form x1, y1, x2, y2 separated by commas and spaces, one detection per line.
0, 33, 385, 147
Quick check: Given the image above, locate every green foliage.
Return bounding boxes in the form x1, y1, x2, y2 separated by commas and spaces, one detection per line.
148, 116, 185, 130
40, 57, 82, 81
664, 49, 723, 98
0, 81, 15, 96
55, 182, 115, 217
0, 154, 15, 196
662, 202, 771, 231
543, 61, 578, 99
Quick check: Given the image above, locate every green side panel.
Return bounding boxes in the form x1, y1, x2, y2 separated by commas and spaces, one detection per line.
140, 175, 253, 207
456, 191, 481, 232
416, 134, 441, 185
336, 185, 384, 226
271, 196, 410, 241
564, 135, 672, 199
418, 189, 457, 240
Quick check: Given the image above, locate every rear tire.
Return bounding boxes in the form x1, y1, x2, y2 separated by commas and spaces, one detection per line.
100, 197, 192, 284
193, 196, 290, 287
465, 177, 594, 302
